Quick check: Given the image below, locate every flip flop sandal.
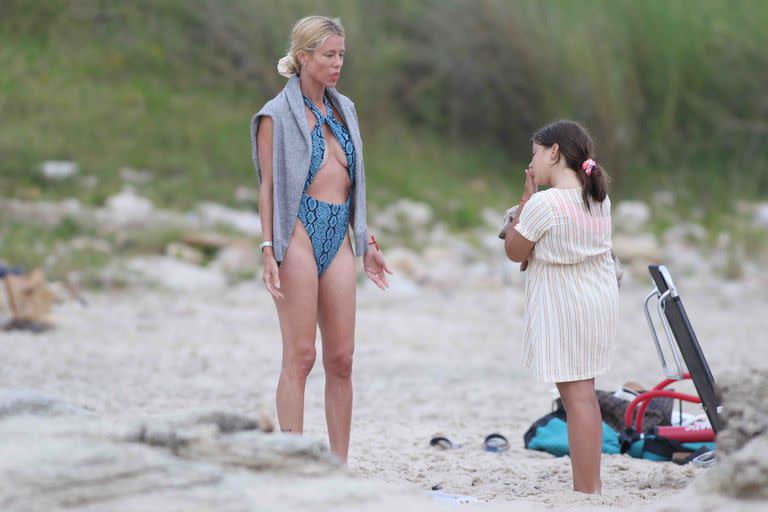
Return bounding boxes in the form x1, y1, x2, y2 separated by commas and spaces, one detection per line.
483, 433, 509, 453
429, 434, 456, 450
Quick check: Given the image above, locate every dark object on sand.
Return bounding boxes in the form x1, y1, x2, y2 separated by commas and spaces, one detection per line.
429, 434, 454, 450
596, 389, 673, 433
3, 318, 52, 333
483, 433, 509, 453
0, 265, 25, 279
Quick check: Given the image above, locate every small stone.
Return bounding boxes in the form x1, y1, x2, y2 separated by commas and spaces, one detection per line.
41, 161, 79, 180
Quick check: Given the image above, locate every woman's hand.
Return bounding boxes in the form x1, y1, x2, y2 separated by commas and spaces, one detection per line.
262, 252, 284, 300
364, 241, 393, 290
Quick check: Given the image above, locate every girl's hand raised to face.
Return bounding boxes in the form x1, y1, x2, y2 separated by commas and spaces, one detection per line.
523, 168, 538, 200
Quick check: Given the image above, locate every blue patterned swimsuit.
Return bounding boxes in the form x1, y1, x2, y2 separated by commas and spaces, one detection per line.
297, 95, 356, 276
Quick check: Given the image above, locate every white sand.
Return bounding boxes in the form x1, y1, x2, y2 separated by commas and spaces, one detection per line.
1, 271, 766, 510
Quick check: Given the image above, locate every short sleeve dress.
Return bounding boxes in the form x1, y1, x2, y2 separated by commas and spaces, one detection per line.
514, 187, 618, 383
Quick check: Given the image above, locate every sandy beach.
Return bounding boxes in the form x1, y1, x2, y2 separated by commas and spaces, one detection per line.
2, 265, 766, 510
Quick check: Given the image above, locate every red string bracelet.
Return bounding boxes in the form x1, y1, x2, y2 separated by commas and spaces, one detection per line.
368, 235, 380, 252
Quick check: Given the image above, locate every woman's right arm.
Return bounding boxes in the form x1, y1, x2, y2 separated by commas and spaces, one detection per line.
257, 116, 284, 300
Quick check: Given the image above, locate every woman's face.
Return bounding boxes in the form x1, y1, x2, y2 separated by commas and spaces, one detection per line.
301, 35, 345, 87
527, 142, 558, 186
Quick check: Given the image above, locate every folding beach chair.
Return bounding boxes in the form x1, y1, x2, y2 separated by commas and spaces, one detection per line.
619, 265, 722, 465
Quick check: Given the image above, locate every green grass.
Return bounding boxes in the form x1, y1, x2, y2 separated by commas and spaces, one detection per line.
0, 0, 766, 244
0, 214, 188, 282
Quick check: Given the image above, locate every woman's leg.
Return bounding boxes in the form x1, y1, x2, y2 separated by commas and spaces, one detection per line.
556, 378, 603, 494
274, 222, 319, 434
317, 235, 356, 463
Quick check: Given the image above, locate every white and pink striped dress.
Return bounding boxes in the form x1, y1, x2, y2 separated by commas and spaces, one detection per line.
514, 187, 618, 383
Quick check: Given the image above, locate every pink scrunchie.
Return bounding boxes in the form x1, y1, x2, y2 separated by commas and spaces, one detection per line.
581, 159, 597, 176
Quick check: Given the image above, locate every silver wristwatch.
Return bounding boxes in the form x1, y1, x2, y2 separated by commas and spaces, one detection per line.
259, 241, 273, 252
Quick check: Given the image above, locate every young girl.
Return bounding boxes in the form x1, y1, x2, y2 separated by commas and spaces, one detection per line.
503, 120, 618, 494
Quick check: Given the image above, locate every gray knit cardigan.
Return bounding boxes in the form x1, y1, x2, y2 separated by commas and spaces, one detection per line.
250, 75, 368, 263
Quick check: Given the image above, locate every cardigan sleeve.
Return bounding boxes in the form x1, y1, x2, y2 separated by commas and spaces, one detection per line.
250, 103, 279, 185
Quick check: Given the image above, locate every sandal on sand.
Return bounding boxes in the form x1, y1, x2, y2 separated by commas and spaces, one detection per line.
483, 433, 509, 453
672, 446, 714, 466
429, 434, 456, 449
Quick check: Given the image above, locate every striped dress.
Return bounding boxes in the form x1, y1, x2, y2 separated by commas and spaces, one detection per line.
513, 187, 618, 383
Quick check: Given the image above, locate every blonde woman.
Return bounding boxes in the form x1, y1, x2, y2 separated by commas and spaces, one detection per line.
250, 16, 391, 463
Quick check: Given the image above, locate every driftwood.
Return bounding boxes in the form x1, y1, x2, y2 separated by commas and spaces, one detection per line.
2, 269, 55, 331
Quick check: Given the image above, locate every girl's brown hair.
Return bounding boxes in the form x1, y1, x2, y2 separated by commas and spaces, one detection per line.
532, 120, 609, 210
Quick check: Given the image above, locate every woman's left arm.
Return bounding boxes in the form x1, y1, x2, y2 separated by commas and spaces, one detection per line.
349, 101, 393, 289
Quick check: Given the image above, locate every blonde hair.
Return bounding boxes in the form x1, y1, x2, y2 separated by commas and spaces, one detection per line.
277, 16, 345, 78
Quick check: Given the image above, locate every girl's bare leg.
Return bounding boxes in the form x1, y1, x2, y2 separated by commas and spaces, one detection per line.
556, 378, 603, 494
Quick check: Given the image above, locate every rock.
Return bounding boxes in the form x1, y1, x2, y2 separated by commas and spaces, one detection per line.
123, 256, 227, 291
754, 203, 768, 229
80, 175, 99, 189
662, 223, 708, 246
695, 369, 768, 499
135, 409, 274, 447
41, 161, 79, 180
0, 198, 83, 227
182, 232, 242, 250
652, 190, 675, 209
234, 186, 258, 204
210, 243, 259, 277
125, 209, 198, 232
710, 245, 745, 281
105, 188, 154, 227
480, 207, 503, 229
428, 226, 478, 263
614, 200, 651, 234
703, 437, 768, 499
375, 199, 433, 234
465, 262, 490, 278
176, 430, 335, 473
612, 234, 663, 263
197, 202, 262, 236
119, 167, 154, 185
68, 237, 112, 253
396, 199, 432, 228
480, 233, 503, 254
0, 197, 200, 234
0, 390, 346, 512
379, 275, 421, 296
711, 370, 768, 456
0, 389, 94, 418
664, 243, 712, 278
384, 247, 423, 281
421, 247, 463, 289
165, 242, 205, 265
0, 415, 225, 512
499, 259, 525, 287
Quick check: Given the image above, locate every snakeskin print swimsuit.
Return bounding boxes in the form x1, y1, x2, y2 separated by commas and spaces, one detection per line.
296, 94, 356, 276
